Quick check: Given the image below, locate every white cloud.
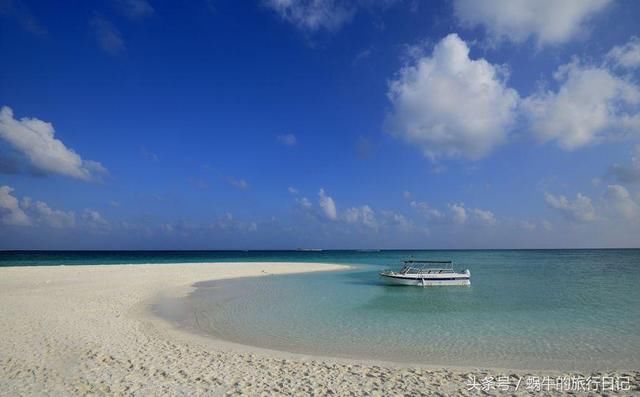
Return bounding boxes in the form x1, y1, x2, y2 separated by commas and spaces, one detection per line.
0, 186, 109, 230
380, 210, 413, 233
264, 0, 355, 32
522, 60, 640, 149
0, 186, 30, 226
413, 199, 495, 226
82, 209, 108, 228
277, 133, 297, 146
296, 196, 312, 209
545, 192, 597, 222
410, 200, 444, 221
318, 188, 337, 220
0, 106, 107, 180
446, 202, 497, 225
453, 0, 611, 46
386, 34, 519, 160
472, 208, 497, 225
31, 201, 76, 228
288, 186, 299, 194
448, 202, 467, 224
604, 184, 639, 219
90, 16, 124, 55
344, 205, 377, 228
606, 36, 640, 69
608, 145, 640, 184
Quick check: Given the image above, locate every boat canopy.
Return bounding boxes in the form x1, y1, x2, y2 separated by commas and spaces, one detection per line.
399, 260, 455, 274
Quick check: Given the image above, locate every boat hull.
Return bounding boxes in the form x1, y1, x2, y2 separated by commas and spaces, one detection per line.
379, 272, 470, 286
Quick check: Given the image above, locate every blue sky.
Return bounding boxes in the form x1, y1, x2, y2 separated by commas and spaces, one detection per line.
1, 0, 640, 249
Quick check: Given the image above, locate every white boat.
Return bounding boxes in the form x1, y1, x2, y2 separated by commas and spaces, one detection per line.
379, 260, 470, 286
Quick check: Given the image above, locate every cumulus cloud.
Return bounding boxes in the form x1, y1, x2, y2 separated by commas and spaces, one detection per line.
604, 184, 639, 219
82, 209, 109, 228
453, 0, 611, 46
607, 145, 640, 184
318, 188, 337, 220
344, 205, 377, 229
0, 185, 96, 229
545, 192, 597, 222
448, 203, 467, 224
385, 34, 519, 160
522, 60, 640, 149
277, 133, 297, 146
409, 195, 498, 227
446, 202, 496, 225
288, 186, 299, 194
90, 16, 124, 55
379, 210, 413, 233
264, 0, 355, 32
472, 208, 497, 225
0, 106, 107, 180
213, 213, 258, 233
0, 186, 30, 226
386, 37, 640, 160
606, 36, 640, 70
410, 200, 444, 221
29, 200, 76, 228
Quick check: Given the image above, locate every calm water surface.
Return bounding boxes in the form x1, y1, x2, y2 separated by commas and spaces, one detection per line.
156, 250, 640, 370
3, 249, 639, 370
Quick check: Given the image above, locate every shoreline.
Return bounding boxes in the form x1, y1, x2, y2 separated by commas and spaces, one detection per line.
148, 274, 638, 374
1, 262, 638, 395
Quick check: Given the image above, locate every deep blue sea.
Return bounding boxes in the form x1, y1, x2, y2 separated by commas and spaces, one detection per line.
2, 250, 639, 370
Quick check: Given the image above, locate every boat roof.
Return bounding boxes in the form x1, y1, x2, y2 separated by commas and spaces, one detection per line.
403, 260, 452, 264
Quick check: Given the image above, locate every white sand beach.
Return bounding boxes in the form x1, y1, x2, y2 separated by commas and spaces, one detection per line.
0, 262, 637, 396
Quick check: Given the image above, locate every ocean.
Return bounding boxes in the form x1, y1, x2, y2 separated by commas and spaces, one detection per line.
2, 249, 639, 370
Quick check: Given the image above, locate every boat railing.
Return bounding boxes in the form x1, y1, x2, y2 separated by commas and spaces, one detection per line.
399, 266, 455, 274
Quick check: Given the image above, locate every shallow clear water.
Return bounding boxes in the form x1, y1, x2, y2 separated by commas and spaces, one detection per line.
3, 249, 639, 370
153, 249, 640, 370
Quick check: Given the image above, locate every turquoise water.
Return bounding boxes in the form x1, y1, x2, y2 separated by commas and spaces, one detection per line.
3, 250, 640, 370
157, 249, 640, 371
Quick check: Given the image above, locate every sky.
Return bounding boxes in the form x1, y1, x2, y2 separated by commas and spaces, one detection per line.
1, 0, 640, 250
